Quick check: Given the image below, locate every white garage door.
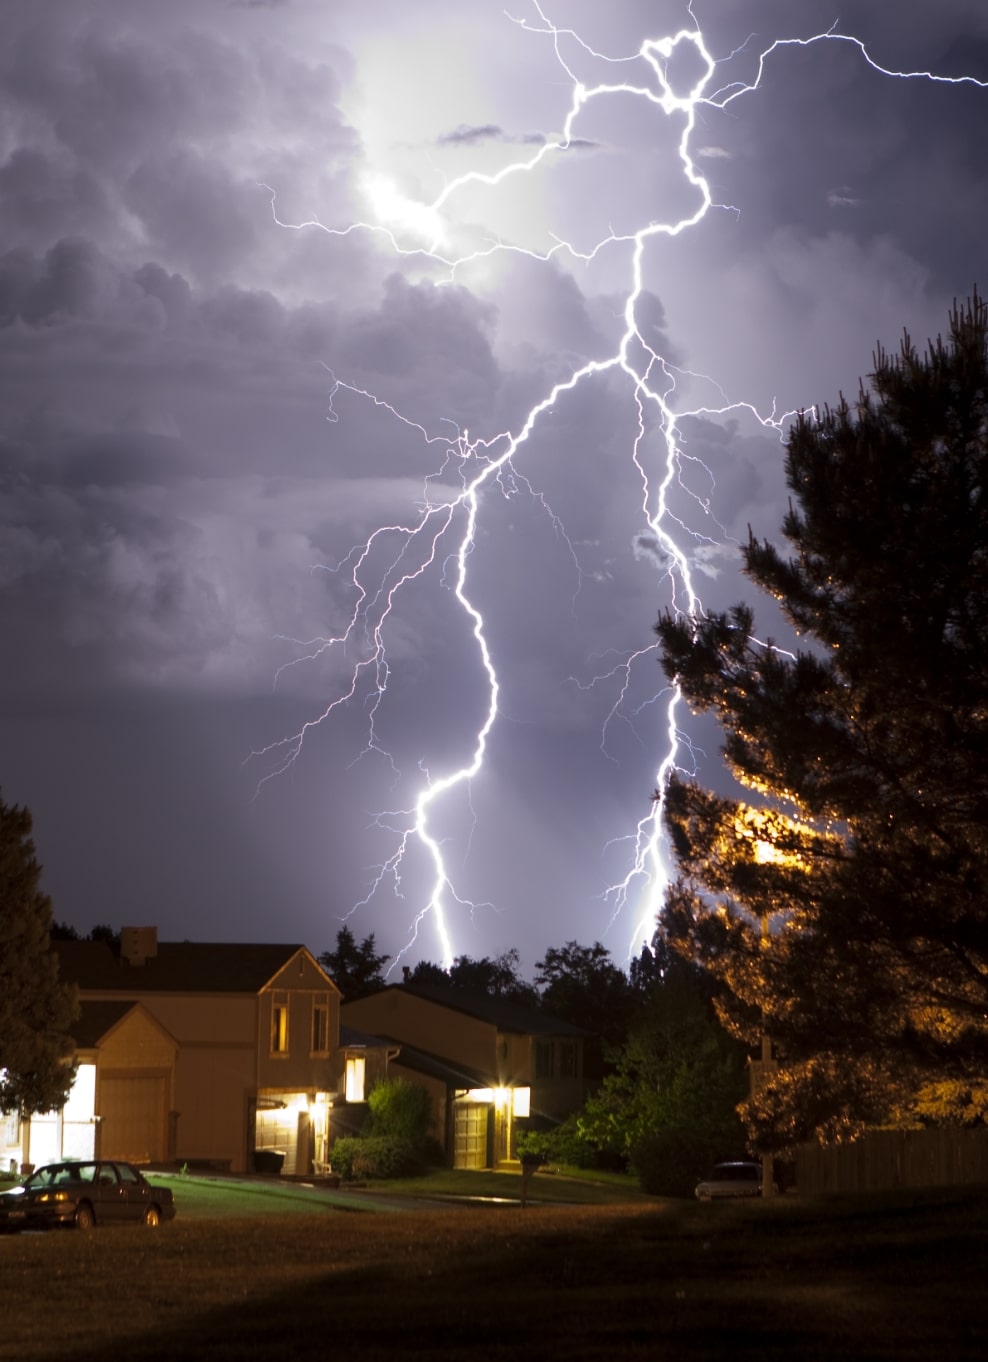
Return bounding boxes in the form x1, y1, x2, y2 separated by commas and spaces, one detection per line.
454, 1103, 488, 1170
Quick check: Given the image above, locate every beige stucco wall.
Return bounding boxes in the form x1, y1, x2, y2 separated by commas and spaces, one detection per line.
171, 1044, 257, 1168
98, 1006, 177, 1075
257, 988, 339, 1092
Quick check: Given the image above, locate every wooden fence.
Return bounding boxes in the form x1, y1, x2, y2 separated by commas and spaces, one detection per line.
796, 1127, 988, 1196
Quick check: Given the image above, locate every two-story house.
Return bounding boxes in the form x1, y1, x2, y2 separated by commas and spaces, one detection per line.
341, 983, 591, 1169
20, 927, 355, 1175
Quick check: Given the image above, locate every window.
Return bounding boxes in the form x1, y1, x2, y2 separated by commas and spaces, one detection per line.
270, 994, 289, 1055
345, 1055, 365, 1102
311, 998, 329, 1055
558, 1041, 577, 1078
534, 1041, 553, 1079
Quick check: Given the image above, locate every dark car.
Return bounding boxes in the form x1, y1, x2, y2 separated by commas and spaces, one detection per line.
695, 1160, 766, 1200
0, 1160, 176, 1230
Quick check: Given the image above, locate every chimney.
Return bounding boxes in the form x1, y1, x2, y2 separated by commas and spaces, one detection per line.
120, 926, 158, 967
402, 966, 410, 982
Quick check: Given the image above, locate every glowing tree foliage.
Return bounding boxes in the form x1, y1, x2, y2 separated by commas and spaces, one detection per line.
657, 297, 988, 1148
0, 792, 78, 1116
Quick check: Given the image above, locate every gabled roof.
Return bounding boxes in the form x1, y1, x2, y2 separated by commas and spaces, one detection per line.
54, 940, 334, 995
356, 983, 591, 1037
71, 1000, 138, 1047
70, 999, 178, 1050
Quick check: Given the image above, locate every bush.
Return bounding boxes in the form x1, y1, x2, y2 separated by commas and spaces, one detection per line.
366, 1078, 432, 1147
517, 1114, 599, 1169
629, 1127, 726, 1197
329, 1135, 421, 1181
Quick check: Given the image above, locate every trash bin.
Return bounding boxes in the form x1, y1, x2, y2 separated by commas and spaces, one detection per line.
253, 1149, 285, 1174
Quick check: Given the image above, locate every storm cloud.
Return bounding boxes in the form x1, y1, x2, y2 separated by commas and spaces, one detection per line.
1, 0, 986, 967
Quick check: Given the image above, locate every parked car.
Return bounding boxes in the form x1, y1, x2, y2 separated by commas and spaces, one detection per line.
695, 1160, 767, 1200
0, 1160, 176, 1230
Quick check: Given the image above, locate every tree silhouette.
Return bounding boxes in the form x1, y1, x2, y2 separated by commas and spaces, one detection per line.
0, 792, 78, 1116
318, 926, 389, 1001
657, 296, 988, 1146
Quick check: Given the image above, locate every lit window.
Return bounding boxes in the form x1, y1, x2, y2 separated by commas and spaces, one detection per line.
271, 995, 289, 1054
345, 1055, 365, 1102
311, 1000, 329, 1055
512, 1087, 531, 1118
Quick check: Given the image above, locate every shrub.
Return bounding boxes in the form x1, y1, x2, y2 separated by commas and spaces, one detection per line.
517, 1114, 598, 1169
330, 1135, 420, 1181
366, 1077, 432, 1147
629, 1127, 725, 1197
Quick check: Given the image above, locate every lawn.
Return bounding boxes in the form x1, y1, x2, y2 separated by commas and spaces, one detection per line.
1, 1185, 985, 1360
132, 1165, 653, 1217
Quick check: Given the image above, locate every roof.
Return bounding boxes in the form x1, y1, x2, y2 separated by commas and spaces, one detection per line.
387, 1039, 492, 1090
338, 1023, 396, 1052
360, 983, 591, 1037
54, 940, 330, 994
69, 1000, 178, 1051
70, 1000, 138, 1047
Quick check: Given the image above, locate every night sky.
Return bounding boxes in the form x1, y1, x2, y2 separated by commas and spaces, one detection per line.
2, 0, 986, 974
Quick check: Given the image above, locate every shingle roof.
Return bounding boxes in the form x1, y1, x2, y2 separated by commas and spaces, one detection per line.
366, 983, 591, 1037
70, 1000, 138, 1047
388, 1039, 492, 1090
338, 1023, 396, 1051
54, 940, 320, 994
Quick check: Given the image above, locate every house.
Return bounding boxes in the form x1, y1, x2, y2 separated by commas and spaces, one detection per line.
340, 983, 591, 1169
6, 926, 391, 1176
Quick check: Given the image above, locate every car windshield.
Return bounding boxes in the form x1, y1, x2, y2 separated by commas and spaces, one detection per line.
712, 1164, 758, 1181
25, 1163, 97, 1189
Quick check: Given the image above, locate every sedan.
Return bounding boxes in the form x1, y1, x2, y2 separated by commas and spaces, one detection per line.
695, 1160, 766, 1200
0, 1160, 176, 1230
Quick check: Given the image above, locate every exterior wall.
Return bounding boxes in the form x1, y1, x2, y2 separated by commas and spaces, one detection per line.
95, 1009, 177, 1164
257, 986, 339, 1092
80, 993, 258, 1171
499, 1032, 532, 1085
173, 1044, 257, 1170
342, 992, 498, 1075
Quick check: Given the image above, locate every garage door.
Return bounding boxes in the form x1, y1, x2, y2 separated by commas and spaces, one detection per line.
99, 1077, 166, 1164
454, 1103, 488, 1170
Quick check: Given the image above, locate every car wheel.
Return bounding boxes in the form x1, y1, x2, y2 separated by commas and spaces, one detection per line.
74, 1203, 95, 1231
143, 1205, 161, 1227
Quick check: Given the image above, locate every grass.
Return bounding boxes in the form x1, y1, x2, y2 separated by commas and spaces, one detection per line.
138, 1165, 652, 1216
347, 1164, 651, 1205
1, 1184, 985, 1360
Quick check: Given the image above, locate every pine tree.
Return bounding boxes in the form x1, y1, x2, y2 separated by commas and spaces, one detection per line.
657, 296, 988, 1147
318, 926, 389, 1001
0, 792, 78, 1115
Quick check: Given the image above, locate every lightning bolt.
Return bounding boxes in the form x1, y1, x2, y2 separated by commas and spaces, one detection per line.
254, 5, 987, 968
